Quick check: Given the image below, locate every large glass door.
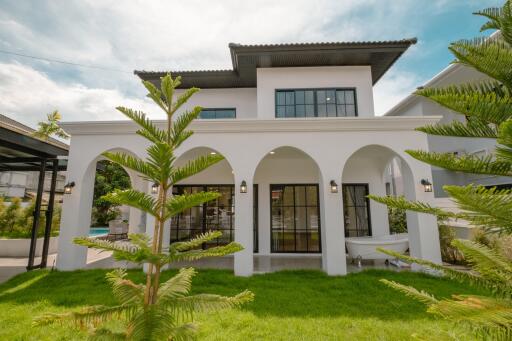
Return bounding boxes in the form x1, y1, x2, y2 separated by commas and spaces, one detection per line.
342, 184, 372, 237
171, 185, 234, 248
270, 184, 321, 253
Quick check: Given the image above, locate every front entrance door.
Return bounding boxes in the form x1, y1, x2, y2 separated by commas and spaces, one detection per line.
342, 184, 372, 237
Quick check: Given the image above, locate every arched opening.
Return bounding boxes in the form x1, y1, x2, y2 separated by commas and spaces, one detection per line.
252, 146, 322, 271
78, 148, 143, 267
171, 147, 235, 252
341, 145, 414, 239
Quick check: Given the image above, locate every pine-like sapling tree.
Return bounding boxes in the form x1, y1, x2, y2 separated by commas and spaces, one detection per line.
34, 74, 254, 340
369, 2, 512, 339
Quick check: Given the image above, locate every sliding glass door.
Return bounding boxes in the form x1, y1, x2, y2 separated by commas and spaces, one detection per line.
270, 184, 321, 253
342, 184, 372, 237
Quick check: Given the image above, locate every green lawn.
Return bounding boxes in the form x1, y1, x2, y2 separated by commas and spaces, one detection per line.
0, 268, 481, 340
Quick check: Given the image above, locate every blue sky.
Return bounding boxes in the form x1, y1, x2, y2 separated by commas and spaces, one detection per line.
0, 0, 503, 127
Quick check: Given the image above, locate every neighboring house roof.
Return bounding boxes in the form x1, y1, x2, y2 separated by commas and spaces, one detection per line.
135, 39, 417, 89
384, 31, 500, 116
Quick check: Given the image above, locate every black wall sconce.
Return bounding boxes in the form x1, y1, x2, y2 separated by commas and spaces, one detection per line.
421, 179, 433, 192
240, 180, 247, 193
151, 183, 159, 194
63, 181, 75, 194
330, 180, 338, 193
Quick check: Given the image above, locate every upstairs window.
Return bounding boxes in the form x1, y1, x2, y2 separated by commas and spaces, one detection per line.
199, 108, 236, 119
275, 89, 357, 118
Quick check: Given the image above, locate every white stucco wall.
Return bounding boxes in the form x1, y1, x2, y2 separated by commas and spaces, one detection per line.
175, 88, 257, 119
256, 66, 375, 119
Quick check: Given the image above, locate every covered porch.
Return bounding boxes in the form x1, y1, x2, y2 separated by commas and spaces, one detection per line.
57, 117, 442, 276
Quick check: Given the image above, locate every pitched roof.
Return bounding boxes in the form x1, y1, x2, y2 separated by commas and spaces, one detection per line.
135, 39, 417, 88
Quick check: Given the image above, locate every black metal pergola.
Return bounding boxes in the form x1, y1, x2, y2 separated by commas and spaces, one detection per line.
0, 118, 68, 270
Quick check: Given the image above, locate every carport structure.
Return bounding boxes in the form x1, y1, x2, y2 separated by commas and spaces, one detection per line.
0, 114, 68, 270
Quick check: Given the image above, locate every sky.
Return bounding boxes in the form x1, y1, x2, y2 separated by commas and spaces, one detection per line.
0, 0, 503, 128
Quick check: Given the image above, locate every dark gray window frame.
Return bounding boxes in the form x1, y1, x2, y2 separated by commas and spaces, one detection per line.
199, 108, 236, 119
275, 88, 358, 118
342, 183, 372, 237
270, 183, 322, 254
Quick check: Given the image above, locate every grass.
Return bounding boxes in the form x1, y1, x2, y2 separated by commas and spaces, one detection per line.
0, 268, 483, 340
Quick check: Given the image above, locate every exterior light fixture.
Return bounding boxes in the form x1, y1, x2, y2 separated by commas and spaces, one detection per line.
63, 181, 75, 194
151, 183, 159, 194
269, 151, 275, 155
240, 180, 247, 193
330, 180, 338, 193
210, 151, 217, 155
421, 179, 433, 192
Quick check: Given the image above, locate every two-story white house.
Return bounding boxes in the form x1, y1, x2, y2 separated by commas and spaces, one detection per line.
57, 39, 442, 276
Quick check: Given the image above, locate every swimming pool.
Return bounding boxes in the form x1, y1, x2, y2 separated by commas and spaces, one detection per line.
89, 227, 109, 237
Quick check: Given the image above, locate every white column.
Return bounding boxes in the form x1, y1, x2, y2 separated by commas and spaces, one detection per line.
368, 179, 390, 237
319, 174, 347, 276
128, 175, 145, 234
403, 163, 442, 266
234, 176, 253, 276
56, 158, 95, 270
258, 182, 271, 255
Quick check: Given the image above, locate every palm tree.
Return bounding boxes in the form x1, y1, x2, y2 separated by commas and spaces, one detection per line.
34, 74, 253, 340
32, 110, 69, 141
368, 1, 512, 339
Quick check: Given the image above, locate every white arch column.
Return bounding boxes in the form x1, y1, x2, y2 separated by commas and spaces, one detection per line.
402, 158, 442, 266
128, 174, 147, 234
233, 173, 254, 276
56, 149, 96, 270
318, 165, 346, 276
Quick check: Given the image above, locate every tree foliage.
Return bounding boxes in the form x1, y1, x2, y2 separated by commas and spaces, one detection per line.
92, 160, 132, 226
369, 1, 512, 339
36, 74, 253, 340
32, 110, 69, 141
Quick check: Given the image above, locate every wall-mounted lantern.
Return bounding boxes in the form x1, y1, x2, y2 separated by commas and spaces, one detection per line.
63, 181, 75, 194
151, 183, 159, 194
330, 180, 338, 193
240, 180, 247, 193
421, 179, 433, 192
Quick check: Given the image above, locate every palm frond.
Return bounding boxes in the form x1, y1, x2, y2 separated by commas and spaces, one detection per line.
450, 38, 512, 90
170, 242, 244, 263
116, 106, 166, 143
142, 80, 167, 113
145, 142, 175, 185
171, 88, 200, 115
165, 192, 220, 220
170, 231, 223, 252
367, 195, 456, 219
102, 189, 158, 217
102, 151, 157, 181
444, 185, 512, 234
378, 248, 512, 297
417, 120, 497, 138
451, 239, 512, 287
166, 290, 255, 315
380, 279, 438, 305
158, 268, 195, 304
171, 154, 224, 184
74, 238, 153, 264
170, 107, 201, 148
429, 295, 512, 340
106, 269, 144, 305
415, 83, 512, 125
33, 304, 137, 328
475, 1, 512, 45
406, 150, 512, 176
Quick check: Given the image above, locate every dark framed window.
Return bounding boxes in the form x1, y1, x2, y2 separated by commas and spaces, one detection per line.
343, 184, 372, 237
199, 108, 236, 119
171, 185, 234, 248
275, 89, 357, 118
253, 184, 258, 253
270, 184, 321, 253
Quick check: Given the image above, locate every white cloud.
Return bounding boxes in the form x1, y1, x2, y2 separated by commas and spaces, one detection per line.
0, 62, 160, 127
373, 70, 422, 116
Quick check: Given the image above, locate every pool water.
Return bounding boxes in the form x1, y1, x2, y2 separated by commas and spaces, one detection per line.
89, 227, 109, 237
